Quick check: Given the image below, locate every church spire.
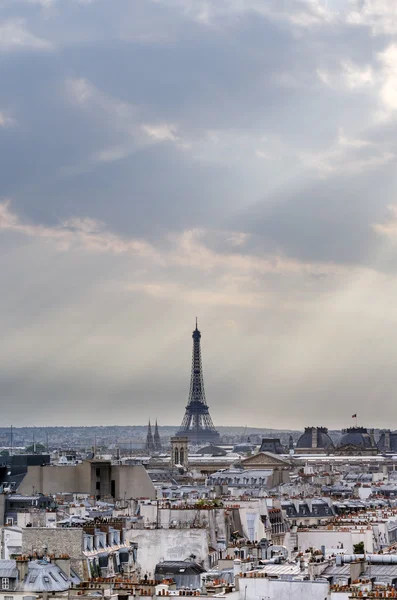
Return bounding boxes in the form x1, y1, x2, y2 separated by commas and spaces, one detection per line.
145, 420, 155, 453
154, 419, 162, 452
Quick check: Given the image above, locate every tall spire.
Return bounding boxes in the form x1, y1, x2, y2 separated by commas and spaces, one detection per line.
145, 420, 155, 453
154, 419, 162, 452
176, 321, 219, 445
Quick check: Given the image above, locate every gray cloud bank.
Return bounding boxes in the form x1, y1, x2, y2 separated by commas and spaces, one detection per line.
1, 0, 397, 427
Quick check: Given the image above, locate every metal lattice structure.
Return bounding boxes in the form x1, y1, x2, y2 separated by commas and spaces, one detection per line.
176, 320, 220, 445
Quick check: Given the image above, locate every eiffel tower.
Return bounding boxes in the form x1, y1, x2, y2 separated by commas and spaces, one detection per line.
176, 320, 220, 445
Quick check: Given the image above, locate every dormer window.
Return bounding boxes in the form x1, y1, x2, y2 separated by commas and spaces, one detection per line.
2, 578, 10, 590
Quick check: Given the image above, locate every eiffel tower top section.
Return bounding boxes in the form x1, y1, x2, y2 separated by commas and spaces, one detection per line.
189, 318, 207, 407
176, 320, 220, 445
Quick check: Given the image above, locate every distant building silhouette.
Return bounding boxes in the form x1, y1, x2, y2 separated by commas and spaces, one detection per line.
145, 420, 155, 453
295, 427, 334, 454
259, 438, 284, 454
335, 427, 378, 455
153, 420, 162, 452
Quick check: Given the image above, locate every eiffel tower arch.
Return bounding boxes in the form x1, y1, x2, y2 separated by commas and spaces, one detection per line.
176, 320, 220, 445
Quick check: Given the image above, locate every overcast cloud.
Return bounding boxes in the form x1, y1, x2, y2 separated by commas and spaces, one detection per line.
2, 0, 397, 428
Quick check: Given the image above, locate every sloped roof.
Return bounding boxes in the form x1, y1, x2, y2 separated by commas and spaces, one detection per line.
155, 561, 206, 575
0, 560, 18, 578
259, 438, 284, 454
297, 428, 334, 450
240, 451, 291, 467
22, 559, 77, 593
377, 432, 397, 452
196, 445, 227, 456
337, 428, 373, 449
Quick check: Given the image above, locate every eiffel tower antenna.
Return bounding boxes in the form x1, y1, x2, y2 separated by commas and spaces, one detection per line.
176, 321, 220, 445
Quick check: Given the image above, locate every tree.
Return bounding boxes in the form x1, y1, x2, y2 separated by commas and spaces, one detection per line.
25, 443, 46, 454
0, 450, 9, 457
353, 542, 365, 554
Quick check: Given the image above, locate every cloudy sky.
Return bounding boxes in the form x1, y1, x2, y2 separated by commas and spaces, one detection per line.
2, 0, 397, 429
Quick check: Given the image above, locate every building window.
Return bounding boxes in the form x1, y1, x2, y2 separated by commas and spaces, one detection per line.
180, 449, 184, 464
96, 468, 100, 477
2, 578, 10, 589
4, 595, 13, 600
96, 481, 101, 490
174, 448, 179, 464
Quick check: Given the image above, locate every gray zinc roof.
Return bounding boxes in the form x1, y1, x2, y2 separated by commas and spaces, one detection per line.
0, 560, 18, 578
367, 564, 397, 582
155, 561, 206, 575
22, 560, 76, 593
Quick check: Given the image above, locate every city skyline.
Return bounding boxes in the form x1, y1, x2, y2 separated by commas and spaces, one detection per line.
1, 1, 397, 427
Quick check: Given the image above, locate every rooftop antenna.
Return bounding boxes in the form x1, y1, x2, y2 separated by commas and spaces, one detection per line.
195, 317, 198, 330
10, 425, 13, 457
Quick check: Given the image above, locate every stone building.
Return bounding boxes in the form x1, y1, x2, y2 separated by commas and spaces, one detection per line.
295, 427, 334, 454
17, 460, 155, 500
22, 528, 86, 578
378, 429, 397, 453
0, 554, 78, 597
170, 436, 188, 469
335, 427, 378, 455
238, 452, 291, 485
22, 519, 137, 580
259, 438, 284, 454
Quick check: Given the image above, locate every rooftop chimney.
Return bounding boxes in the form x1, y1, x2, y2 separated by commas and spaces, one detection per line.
54, 556, 71, 579
369, 428, 375, 448
311, 428, 318, 449
350, 558, 366, 583
16, 558, 29, 583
